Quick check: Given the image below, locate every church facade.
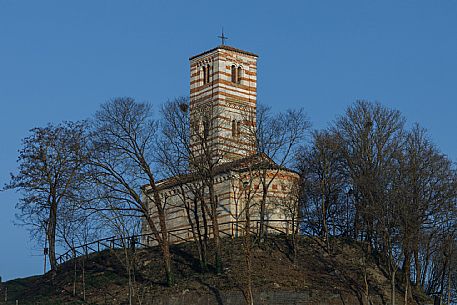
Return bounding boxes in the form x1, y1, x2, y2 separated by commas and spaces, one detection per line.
142, 45, 300, 245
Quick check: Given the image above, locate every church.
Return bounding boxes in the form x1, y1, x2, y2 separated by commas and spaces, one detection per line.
142, 44, 300, 245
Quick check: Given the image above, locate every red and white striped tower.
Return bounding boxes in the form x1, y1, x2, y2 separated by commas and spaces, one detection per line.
189, 45, 258, 162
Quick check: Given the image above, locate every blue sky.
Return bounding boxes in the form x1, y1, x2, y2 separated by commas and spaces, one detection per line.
1, 0, 456, 280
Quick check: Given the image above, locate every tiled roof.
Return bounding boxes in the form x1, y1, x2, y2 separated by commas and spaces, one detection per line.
189, 45, 258, 60
146, 153, 296, 192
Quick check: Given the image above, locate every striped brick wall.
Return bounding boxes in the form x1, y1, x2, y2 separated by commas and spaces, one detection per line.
142, 169, 300, 246
189, 46, 258, 163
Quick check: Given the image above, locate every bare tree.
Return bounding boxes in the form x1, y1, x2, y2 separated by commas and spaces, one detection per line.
229, 162, 262, 305
189, 105, 227, 274
249, 104, 310, 241
157, 98, 212, 272
98, 201, 144, 305
333, 100, 405, 250
278, 176, 303, 262
5, 121, 88, 277
87, 97, 174, 286
330, 101, 407, 304
378, 178, 402, 305
330, 101, 457, 304
394, 124, 457, 303
420, 184, 457, 304
296, 130, 346, 251
158, 97, 227, 274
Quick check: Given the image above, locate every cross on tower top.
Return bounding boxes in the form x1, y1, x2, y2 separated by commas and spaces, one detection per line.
218, 28, 228, 45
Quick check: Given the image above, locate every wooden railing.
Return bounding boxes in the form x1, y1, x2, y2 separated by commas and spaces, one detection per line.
56, 219, 296, 265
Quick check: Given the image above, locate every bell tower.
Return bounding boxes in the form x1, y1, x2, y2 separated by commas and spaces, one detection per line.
189, 45, 258, 163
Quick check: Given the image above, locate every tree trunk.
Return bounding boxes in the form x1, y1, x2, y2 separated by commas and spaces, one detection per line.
145, 210, 174, 286
82, 255, 86, 301
160, 224, 173, 286
200, 197, 209, 271
243, 198, 254, 305
447, 264, 451, 305
413, 241, 421, 286
391, 268, 396, 305
259, 181, 268, 241
439, 258, 448, 305
290, 214, 299, 263
321, 181, 330, 252
363, 267, 370, 305
47, 201, 58, 278
209, 181, 222, 274
403, 250, 411, 305
354, 206, 360, 240
149, 177, 174, 287
73, 246, 77, 296
421, 239, 432, 288
404, 279, 408, 305
127, 259, 133, 305
191, 204, 207, 272
184, 191, 207, 272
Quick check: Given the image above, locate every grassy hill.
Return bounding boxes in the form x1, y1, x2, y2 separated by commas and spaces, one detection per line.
0, 235, 432, 305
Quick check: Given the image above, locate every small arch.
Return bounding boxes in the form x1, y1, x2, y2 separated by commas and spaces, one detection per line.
232, 119, 236, 137
202, 66, 207, 85
237, 66, 242, 84
206, 64, 211, 83
231, 65, 237, 83
237, 121, 241, 137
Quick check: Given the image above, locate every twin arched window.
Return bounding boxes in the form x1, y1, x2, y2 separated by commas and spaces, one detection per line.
232, 119, 241, 137
202, 65, 212, 84
231, 65, 242, 84
202, 64, 242, 85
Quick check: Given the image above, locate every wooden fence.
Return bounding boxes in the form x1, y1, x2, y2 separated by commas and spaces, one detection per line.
56, 219, 296, 265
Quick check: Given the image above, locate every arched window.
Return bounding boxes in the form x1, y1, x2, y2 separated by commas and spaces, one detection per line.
206, 65, 211, 84
232, 119, 236, 137
231, 65, 237, 83
203, 117, 210, 138
237, 121, 241, 137
237, 66, 242, 84
202, 66, 207, 85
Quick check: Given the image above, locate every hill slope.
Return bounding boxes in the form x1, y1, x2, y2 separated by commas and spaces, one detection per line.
0, 236, 432, 305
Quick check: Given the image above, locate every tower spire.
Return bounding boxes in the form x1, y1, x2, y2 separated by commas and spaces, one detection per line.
218, 28, 228, 45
